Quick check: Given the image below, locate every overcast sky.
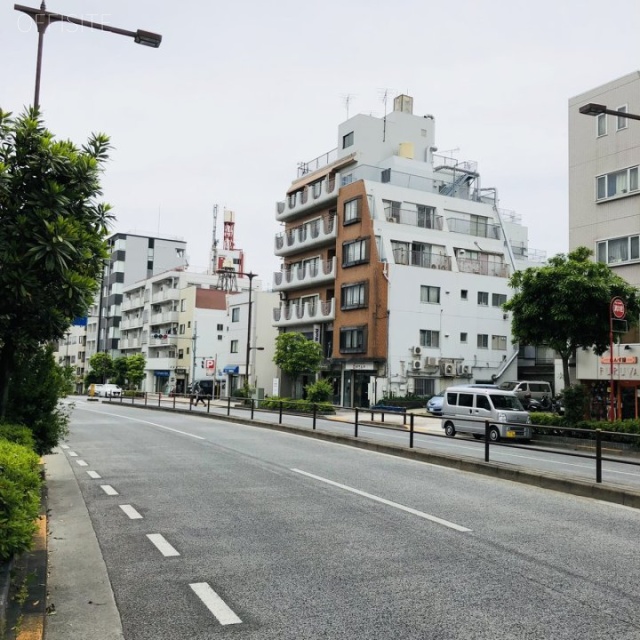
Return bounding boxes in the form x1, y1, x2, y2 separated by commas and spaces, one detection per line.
4, 0, 640, 286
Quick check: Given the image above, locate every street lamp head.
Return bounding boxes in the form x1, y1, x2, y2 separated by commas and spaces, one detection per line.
134, 29, 162, 48
579, 103, 607, 116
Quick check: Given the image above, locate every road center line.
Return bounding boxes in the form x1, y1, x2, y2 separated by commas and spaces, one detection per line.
190, 582, 242, 625
76, 460, 88, 467
147, 533, 180, 557
119, 504, 143, 520
87, 471, 101, 479
100, 485, 119, 496
291, 469, 471, 532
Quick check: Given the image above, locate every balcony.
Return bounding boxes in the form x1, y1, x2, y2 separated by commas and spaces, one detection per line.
276, 174, 339, 222
121, 296, 145, 311
120, 338, 141, 350
272, 298, 335, 327
384, 205, 444, 230
120, 316, 144, 330
151, 288, 180, 304
457, 257, 510, 278
446, 217, 502, 240
392, 250, 452, 271
148, 335, 178, 347
273, 257, 336, 292
144, 356, 177, 371
274, 214, 337, 257
150, 310, 179, 324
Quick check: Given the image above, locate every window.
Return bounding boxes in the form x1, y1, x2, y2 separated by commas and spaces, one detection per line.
231, 307, 240, 322
416, 205, 437, 229
414, 378, 435, 396
461, 289, 468, 301
477, 291, 489, 306
180, 299, 186, 312
342, 238, 369, 267
460, 332, 468, 343
217, 324, 224, 331
339, 326, 366, 353
476, 395, 491, 411
492, 335, 507, 350
597, 235, 640, 264
342, 131, 354, 148
344, 198, 361, 224
477, 334, 489, 349
420, 285, 440, 304
597, 113, 607, 137
187, 321, 191, 328
596, 165, 639, 200
179, 324, 185, 335
383, 200, 401, 222
492, 293, 507, 307
231, 340, 239, 353
178, 349, 184, 359
341, 282, 367, 310
419, 330, 440, 348
617, 105, 628, 131
218, 335, 223, 340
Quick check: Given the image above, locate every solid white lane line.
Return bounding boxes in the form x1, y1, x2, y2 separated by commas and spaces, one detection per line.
87, 471, 101, 479
84, 409, 206, 440
60, 444, 69, 449
119, 505, 143, 520
190, 582, 242, 626
100, 485, 119, 496
292, 469, 471, 532
76, 460, 88, 467
68, 452, 78, 457
147, 534, 180, 557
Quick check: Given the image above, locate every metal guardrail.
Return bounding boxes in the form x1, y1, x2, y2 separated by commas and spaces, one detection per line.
104, 394, 640, 485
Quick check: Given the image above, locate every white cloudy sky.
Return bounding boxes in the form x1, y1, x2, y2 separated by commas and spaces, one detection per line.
3, 0, 640, 286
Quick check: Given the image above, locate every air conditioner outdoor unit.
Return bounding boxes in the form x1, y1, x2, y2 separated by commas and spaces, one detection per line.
426, 356, 438, 366
456, 363, 464, 375
462, 365, 472, 375
444, 363, 455, 377
413, 359, 422, 370
412, 345, 422, 356
387, 217, 397, 223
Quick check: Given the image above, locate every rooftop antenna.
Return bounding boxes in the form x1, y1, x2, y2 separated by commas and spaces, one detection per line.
378, 88, 393, 142
209, 204, 219, 275
342, 93, 355, 119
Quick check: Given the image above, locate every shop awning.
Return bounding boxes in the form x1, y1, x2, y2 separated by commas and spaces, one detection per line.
223, 365, 239, 374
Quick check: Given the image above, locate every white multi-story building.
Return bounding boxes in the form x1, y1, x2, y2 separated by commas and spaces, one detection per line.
569, 71, 640, 419
273, 94, 538, 407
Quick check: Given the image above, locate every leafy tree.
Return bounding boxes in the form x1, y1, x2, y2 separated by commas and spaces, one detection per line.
504, 247, 640, 389
0, 108, 112, 417
88, 352, 113, 384
273, 333, 323, 398
112, 356, 129, 387
126, 354, 146, 389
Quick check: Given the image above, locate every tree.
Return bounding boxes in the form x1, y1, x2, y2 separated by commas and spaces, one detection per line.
88, 353, 113, 384
126, 354, 146, 390
0, 108, 112, 416
112, 356, 129, 388
273, 333, 323, 398
504, 247, 640, 389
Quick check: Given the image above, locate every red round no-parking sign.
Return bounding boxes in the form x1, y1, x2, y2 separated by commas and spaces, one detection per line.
611, 297, 626, 319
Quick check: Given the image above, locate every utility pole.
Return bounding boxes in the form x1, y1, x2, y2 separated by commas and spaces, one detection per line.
191, 321, 197, 388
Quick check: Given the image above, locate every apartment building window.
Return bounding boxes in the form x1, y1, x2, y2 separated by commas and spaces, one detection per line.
217, 324, 224, 331
617, 105, 628, 131
231, 340, 239, 353
414, 378, 435, 396
341, 282, 367, 310
342, 238, 369, 267
344, 198, 361, 224
597, 235, 640, 264
178, 349, 184, 359
597, 113, 607, 137
231, 307, 240, 322
477, 291, 489, 306
419, 330, 440, 348
416, 205, 437, 229
179, 324, 185, 335
383, 200, 401, 222
461, 289, 468, 300
339, 326, 366, 353
596, 166, 638, 200
342, 131, 354, 148
180, 299, 186, 312
218, 335, 223, 340
460, 332, 468, 343
477, 334, 489, 349
492, 293, 507, 307
420, 285, 440, 304
492, 335, 507, 350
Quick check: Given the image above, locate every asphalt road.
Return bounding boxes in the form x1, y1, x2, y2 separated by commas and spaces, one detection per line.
57, 400, 640, 639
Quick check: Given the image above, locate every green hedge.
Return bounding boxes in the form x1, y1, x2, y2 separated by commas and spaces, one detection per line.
260, 397, 334, 414
0, 424, 35, 450
530, 413, 640, 442
0, 440, 42, 562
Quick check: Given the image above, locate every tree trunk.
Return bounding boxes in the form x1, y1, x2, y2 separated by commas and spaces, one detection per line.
560, 353, 571, 392
0, 342, 16, 419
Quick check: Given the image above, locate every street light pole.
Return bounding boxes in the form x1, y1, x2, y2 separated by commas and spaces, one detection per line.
579, 103, 640, 121
244, 273, 256, 392
14, 2, 162, 109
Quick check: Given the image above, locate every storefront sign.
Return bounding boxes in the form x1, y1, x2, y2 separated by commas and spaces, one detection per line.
598, 366, 639, 379
154, 370, 170, 377
345, 362, 374, 370
600, 356, 638, 365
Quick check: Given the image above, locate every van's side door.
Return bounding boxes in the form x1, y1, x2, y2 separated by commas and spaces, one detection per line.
472, 394, 492, 434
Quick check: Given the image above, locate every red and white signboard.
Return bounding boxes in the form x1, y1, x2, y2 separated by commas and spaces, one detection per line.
611, 297, 626, 320
205, 359, 215, 376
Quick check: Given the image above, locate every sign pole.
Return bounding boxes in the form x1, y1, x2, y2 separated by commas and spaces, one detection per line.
609, 297, 626, 421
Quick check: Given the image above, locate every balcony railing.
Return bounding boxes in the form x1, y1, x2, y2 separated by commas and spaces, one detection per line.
275, 214, 336, 256
457, 258, 510, 278
273, 257, 336, 291
150, 288, 180, 303
392, 250, 452, 271
297, 148, 338, 177
120, 317, 144, 330
150, 310, 179, 324
384, 205, 444, 230
447, 217, 502, 240
276, 175, 338, 221
121, 297, 145, 311
273, 298, 335, 326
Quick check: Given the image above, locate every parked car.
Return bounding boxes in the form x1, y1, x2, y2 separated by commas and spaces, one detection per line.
498, 380, 553, 403
97, 384, 122, 398
426, 392, 444, 415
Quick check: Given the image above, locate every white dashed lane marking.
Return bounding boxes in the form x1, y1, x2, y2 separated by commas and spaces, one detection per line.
87, 471, 101, 479
100, 485, 119, 496
119, 505, 143, 520
146, 534, 180, 557
190, 582, 242, 626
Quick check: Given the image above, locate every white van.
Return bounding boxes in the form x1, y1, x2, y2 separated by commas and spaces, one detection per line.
498, 380, 552, 402
441, 385, 532, 442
